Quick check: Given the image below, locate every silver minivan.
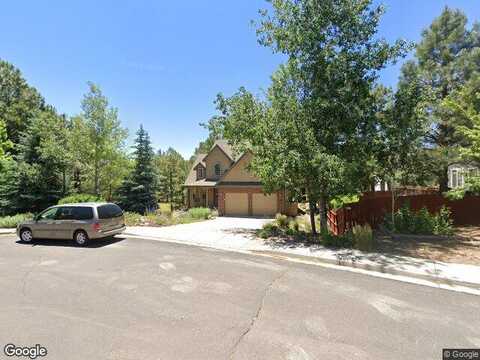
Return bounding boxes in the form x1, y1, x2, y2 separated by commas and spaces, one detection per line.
17, 203, 126, 246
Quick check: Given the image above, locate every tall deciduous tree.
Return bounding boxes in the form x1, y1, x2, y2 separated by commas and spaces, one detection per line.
80, 82, 128, 196
0, 119, 12, 161
117, 125, 157, 214
209, 0, 408, 233
0, 59, 45, 148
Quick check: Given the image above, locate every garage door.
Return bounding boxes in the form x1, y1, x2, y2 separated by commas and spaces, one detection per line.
252, 193, 277, 217
225, 193, 249, 216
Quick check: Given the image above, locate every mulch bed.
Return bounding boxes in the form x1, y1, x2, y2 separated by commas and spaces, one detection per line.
376, 226, 480, 265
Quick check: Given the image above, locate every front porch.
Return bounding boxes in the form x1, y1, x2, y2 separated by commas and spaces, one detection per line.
186, 186, 218, 209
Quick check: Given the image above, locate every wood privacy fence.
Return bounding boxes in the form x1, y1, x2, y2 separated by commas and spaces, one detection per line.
327, 191, 480, 235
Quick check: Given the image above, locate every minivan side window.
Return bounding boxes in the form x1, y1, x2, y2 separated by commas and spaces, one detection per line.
72, 207, 94, 220
56, 207, 75, 220
97, 204, 123, 219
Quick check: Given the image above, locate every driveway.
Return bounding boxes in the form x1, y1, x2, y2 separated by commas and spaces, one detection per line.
0, 233, 478, 359
126, 217, 271, 249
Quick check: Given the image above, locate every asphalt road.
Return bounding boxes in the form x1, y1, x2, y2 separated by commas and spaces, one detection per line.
0, 234, 478, 360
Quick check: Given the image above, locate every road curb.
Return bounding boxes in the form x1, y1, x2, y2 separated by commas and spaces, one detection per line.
250, 250, 480, 293
0, 228, 16, 235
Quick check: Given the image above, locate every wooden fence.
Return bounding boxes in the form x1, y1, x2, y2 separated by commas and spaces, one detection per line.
327, 191, 480, 235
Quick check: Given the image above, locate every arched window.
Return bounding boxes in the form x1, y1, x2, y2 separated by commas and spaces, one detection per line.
214, 163, 221, 176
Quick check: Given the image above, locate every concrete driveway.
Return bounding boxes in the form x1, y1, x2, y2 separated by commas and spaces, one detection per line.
126, 217, 271, 249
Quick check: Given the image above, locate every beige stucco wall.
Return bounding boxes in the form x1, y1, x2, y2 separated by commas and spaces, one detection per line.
221, 153, 259, 182
205, 146, 232, 180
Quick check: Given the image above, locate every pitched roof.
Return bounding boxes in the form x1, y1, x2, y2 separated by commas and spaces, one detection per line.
184, 140, 243, 187
184, 153, 207, 186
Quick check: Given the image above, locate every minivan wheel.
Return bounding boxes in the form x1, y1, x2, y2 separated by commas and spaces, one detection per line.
74, 230, 89, 246
20, 228, 33, 243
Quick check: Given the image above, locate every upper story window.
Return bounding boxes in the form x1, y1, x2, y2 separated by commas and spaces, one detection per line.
214, 163, 221, 176
197, 166, 205, 179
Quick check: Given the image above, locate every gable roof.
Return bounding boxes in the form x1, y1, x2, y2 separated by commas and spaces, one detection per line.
184, 140, 244, 187
202, 139, 239, 163
184, 153, 208, 186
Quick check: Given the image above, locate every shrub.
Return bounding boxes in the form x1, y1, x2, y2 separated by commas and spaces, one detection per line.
275, 213, 289, 229
124, 212, 143, 226
321, 229, 353, 248
58, 193, 104, 205
434, 206, 454, 236
351, 224, 375, 251
187, 207, 213, 220
384, 204, 454, 236
0, 213, 34, 228
289, 219, 300, 232
257, 222, 280, 238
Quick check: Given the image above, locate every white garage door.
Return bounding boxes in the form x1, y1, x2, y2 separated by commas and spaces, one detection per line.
225, 193, 249, 216
252, 193, 277, 217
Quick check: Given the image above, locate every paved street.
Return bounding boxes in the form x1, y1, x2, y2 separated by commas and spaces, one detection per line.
0, 234, 479, 360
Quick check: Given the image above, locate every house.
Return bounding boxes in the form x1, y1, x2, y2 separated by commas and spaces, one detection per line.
184, 140, 297, 217
448, 162, 479, 189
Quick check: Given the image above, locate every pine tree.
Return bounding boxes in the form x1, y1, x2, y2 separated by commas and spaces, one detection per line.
117, 125, 157, 213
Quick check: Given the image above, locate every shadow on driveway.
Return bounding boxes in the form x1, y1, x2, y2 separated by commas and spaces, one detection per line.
16, 236, 126, 249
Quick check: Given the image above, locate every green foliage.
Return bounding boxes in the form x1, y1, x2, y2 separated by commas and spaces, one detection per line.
435, 206, 455, 236
0, 213, 33, 228
258, 222, 280, 239
156, 148, 189, 209
320, 229, 353, 249
117, 125, 157, 214
58, 193, 104, 205
0, 158, 19, 215
413, 8, 480, 190
207, 0, 408, 234
330, 194, 360, 210
351, 225, 375, 252
0, 59, 45, 147
80, 82, 128, 197
123, 208, 215, 227
123, 211, 144, 226
384, 204, 454, 236
275, 213, 289, 229
187, 207, 213, 220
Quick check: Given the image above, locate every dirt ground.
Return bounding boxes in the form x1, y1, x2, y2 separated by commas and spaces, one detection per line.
376, 226, 480, 265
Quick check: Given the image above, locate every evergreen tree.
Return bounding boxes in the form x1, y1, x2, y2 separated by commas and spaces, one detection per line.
156, 148, 189, 209
413, 7, 480, 191
117, 125, 157, 213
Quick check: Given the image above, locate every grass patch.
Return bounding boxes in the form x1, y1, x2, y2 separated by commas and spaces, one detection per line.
0, 213, 33, 228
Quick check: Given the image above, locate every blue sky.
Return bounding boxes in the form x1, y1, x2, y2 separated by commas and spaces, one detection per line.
1, 1, 479, 158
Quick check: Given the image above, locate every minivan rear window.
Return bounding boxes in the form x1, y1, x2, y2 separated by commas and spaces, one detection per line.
73, 207, 94, 220
97, 204, 123, 219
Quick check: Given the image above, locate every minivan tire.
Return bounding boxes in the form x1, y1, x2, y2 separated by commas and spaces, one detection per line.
20, 228, 33, 243
74, 230, 89, 246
